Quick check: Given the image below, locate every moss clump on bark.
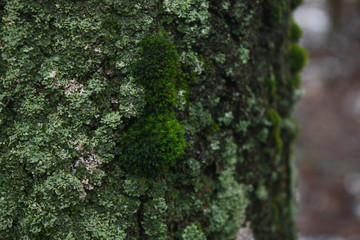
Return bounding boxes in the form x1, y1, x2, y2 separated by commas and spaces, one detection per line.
121, 113, 186, 176
288, 26, 307, 89
290, 20, 302, 42
133, 37, 183, 114
268, 108, 283, 154
289, 43, 308, 74
120, 37, 187, 176
265, 0, 288, 26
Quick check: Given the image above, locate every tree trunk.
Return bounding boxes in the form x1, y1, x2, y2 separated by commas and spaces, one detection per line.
0, 0, 306, 239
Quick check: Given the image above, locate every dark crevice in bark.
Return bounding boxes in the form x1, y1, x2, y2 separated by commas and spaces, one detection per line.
137, 196, 147, 240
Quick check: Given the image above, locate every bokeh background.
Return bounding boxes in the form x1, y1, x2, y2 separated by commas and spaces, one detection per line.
293, 0, 360, 239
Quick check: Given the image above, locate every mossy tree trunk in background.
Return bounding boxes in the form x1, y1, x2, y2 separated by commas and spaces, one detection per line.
0, 0, 306, 239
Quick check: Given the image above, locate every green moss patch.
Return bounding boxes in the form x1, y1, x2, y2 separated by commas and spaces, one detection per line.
121, 113, 186, 176
290, 20, 302, 42
289, 43, 308, 74
267, 107, 283, 154
121, 37, 187, 176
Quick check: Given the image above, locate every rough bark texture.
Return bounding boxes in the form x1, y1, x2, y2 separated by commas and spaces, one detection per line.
0, 0, 306, 239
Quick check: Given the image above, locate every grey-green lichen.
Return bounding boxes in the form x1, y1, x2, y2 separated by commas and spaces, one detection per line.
182, 223, 206, 240
0, 0, 303, 239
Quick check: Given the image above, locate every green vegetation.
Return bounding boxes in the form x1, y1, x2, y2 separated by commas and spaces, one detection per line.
121, 37, 187, 176
288, 32, 307, 90
289, 43, 308, 74
266, 0, 288, 26
268, 107, 283, 154
121, 113, 186, 176
133, 37, 182, 114
290, 20, 302, 42
182, 223, 206, 240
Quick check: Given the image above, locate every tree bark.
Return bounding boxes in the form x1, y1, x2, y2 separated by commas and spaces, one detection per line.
0, 0, 306, 239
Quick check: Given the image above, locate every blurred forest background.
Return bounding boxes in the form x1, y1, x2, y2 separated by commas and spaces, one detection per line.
294, 0, 360, 239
